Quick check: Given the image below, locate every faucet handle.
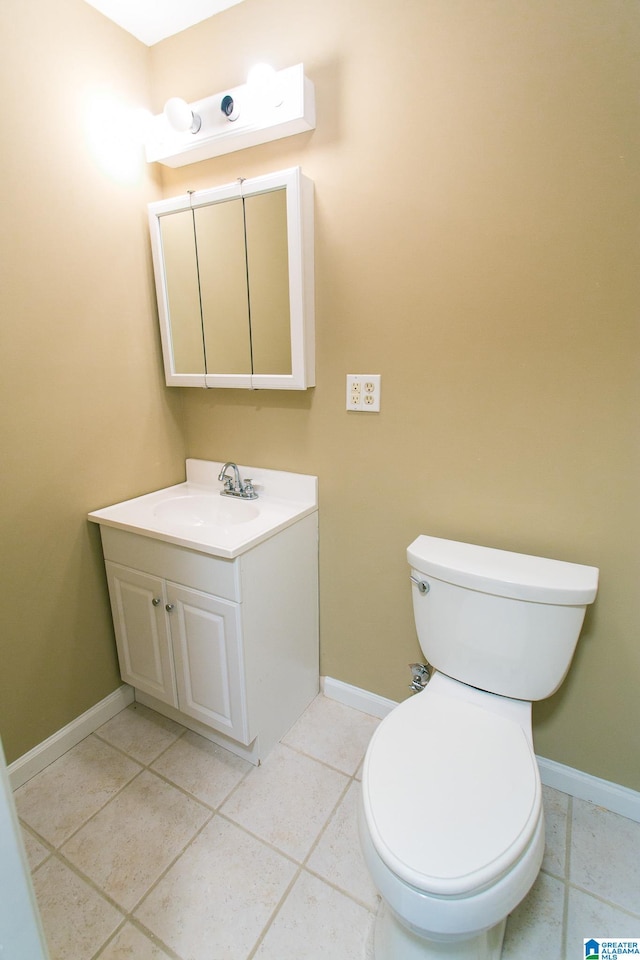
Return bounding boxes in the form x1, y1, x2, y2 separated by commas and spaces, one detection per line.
242, 479, 258, 499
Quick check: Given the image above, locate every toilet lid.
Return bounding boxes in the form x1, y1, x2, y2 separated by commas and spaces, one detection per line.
362, 691, 541, 897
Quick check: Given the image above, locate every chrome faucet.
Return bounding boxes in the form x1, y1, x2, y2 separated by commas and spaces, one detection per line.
217, 462, 258, 500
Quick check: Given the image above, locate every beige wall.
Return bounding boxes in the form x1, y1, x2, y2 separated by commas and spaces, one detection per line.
150, 0, 640, 789
0, 0, 186, 762
1, 0, 638, 793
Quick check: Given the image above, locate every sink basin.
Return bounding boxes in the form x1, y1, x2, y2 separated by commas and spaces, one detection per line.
153, 495, 260, 527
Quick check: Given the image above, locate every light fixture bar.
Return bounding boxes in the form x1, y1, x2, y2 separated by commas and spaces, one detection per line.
146, 63, 315, 167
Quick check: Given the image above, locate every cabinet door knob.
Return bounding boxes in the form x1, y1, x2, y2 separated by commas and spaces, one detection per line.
152, 597, 161, 606
165, 603, 175, 612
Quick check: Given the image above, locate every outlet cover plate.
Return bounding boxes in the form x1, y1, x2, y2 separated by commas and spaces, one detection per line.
346, 374, 381, 412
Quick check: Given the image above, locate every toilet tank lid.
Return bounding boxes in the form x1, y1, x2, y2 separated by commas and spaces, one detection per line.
407, 536, 599, 605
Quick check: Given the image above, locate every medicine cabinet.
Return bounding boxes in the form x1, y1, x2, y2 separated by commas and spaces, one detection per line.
148, 167, 314, 390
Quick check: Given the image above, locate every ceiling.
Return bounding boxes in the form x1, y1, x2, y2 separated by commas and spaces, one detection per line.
83, 0, 245, 46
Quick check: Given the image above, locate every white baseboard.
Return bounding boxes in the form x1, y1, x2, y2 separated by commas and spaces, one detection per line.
536, 756, 640, 823
8, 685, 134, 791
321, 676, 640, 824
321, 676, 397, 719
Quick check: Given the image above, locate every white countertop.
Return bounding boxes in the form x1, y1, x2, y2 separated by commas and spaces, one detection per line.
88, 459, 318, 559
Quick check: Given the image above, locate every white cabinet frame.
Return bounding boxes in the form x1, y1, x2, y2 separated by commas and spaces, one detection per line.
148, 167, 315, 390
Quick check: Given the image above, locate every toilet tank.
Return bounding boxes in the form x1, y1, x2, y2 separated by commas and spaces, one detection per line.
407, 536, 599, 701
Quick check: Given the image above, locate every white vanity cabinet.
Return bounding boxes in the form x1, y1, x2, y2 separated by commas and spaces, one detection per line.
98, 512, 319, 763
105, 563, 248, 743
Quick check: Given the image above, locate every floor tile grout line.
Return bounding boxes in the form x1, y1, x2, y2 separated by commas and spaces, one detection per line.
93, 720, 189, 770
279, 736, 370, 779
299, 772, 354, 862
121, 917, 184, 960
90, 906, 183, 960
242, 859, 378, 960
212, 768, 379, 915
217, 777, 375, 913
565, 880, 640, 921
223, 764, 381, 913
211, 741, 363, 868
36, 848, 128, 921
108, 913, 186, 960
95, 712, 261, 815
31, 714, 250, 846
245, 864, 305, 960
23, 755, 145, 853
561, 794, 573, 958
303, 862, 380, 915
114, 807, 217, 916
25, 757, 222, 880
19, 819, 58, 864
66, 805, 220, 960
30, 783, 220, 934
197, 742, 261, 812
139, 761, 242, 813
213, 804, 338, 872
295, 771, 381, 910
88, 917, 129, 960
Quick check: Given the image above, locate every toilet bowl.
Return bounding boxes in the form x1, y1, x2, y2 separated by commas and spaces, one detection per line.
360, 673, 545, 959
360, 535, 599, 959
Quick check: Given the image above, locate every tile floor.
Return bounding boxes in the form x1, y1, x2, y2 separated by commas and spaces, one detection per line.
14, 694, 640, 960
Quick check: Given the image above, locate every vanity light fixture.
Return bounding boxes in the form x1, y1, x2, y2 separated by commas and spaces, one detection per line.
146, 62, 315, 168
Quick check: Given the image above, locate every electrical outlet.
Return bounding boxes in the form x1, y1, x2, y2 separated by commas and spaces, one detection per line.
346, 374, 381, 412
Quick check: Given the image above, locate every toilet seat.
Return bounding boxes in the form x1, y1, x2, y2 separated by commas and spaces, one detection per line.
362, 689, 541, 897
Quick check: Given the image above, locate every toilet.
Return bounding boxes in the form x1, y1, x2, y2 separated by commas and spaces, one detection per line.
360, 535, 598, 960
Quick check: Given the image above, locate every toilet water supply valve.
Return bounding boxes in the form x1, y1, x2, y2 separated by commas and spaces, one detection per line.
409, 662, 431, 693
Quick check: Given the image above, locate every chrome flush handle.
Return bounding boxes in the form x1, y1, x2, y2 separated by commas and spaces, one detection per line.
410, 575, 430, 595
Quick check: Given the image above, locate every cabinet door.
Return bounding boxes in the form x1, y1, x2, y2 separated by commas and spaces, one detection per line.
243, 186, 292, 376
105, 562, 178, 708
167, 583, 252, 745
158, 209, 205, 375
195, 198, 252, 375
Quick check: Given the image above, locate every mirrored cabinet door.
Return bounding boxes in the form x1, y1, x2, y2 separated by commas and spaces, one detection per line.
159, 210, 204, 375
195, 198, 251, 376
244, 187, 292, 377
148, 167, 314, 390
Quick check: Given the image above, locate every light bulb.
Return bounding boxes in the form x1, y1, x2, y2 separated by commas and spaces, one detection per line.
247, 63, 276, 88
247, 63, 284, 108
164, 97, 201, 134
